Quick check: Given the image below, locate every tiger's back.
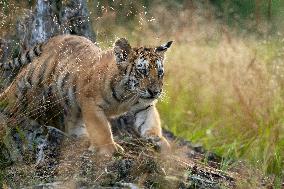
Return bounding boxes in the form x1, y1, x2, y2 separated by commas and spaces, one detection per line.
2, 35, 101, 118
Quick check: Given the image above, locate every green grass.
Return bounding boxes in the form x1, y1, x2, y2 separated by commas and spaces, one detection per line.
157, 38, 284, 186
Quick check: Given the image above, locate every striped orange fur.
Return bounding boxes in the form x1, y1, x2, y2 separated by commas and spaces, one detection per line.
0, 35, 173, 155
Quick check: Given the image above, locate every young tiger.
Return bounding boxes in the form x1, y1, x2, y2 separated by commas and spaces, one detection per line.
0, 35, 173, 155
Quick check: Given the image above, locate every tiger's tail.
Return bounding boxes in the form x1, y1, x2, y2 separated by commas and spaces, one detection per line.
0, 43, 44, 71
0, 84, 13, 109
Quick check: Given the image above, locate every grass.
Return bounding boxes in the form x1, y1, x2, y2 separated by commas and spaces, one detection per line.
157, 36, 284, 186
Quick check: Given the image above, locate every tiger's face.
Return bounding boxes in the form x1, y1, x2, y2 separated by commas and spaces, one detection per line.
114, 38, 172, 100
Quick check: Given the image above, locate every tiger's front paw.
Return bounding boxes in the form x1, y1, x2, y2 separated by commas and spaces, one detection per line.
89, 142, 124, 157
146, 135, 171, 153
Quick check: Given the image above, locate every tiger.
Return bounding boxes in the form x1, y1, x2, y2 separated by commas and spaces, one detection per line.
0, 34, 173, 155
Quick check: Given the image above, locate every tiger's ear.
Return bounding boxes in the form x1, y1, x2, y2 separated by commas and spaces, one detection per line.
155, 41, 173, 53
114, 38, 131, 65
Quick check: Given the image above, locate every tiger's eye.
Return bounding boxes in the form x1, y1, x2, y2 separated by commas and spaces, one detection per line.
158, 69, 164, 78
158, 69, 163, 76
136, 58, 149, 76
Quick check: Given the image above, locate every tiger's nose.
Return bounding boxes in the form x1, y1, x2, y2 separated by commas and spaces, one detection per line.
148, 88, 162, 98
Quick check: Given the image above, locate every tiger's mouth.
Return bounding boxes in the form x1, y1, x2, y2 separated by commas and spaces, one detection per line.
140, 95, 156, 100
138, 89, 161, 100
138, 95, 159, 105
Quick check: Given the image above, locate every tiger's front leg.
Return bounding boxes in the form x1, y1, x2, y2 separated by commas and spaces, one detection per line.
133, 105, 170, 152
80, 100, 124, 156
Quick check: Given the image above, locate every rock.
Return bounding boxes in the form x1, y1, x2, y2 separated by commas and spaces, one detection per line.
1, 119, 238, 188
2, 119, 66, 166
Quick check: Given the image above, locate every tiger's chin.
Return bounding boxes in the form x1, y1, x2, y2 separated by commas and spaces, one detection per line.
138, 97, 158, 104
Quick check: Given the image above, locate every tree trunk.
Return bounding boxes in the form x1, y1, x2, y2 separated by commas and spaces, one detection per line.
1, 0, 95, 85
0, 0, 96, 165
17, 0, 95, 49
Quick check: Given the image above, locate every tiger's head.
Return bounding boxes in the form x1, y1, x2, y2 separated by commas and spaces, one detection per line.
114, 38, 173, 100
